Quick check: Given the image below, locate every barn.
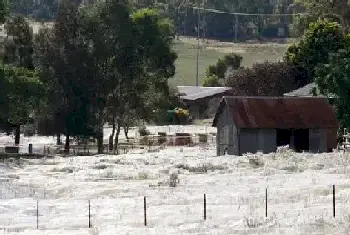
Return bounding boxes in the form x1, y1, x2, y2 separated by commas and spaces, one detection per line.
177, 86, 233, 120
212, 96, 338, 156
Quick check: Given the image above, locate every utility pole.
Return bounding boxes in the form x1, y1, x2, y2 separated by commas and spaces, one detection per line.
202, 0, 206, 42
184, 0, 188, 36
235, 14, 238, 42
195, 0, 200, 86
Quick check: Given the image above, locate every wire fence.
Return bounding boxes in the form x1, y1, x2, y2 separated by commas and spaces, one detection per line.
0, 133, 217, 156
0, 185, 345, 230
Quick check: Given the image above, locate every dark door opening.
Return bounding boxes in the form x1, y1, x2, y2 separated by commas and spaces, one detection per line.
277, 129, 292, 146
276, 128, 309, 152
293, 129, 309, 152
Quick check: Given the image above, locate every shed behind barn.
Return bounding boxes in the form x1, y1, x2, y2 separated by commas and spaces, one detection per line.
213, 97, 338, 156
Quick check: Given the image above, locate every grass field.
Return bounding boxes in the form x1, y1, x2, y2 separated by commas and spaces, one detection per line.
170, 37, 292, 86
28, 21, 291, 87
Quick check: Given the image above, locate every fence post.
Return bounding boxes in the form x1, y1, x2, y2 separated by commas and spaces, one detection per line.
265, 188, 268, 218
333, 185, 335, 218
36, 200, 39, 229
28, 144, 33, 155
88, 200, 91, 228
204, 194, 207, 220
144, 196, 147, 226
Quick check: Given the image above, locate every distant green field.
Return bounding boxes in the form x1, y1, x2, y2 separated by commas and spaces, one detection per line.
169, 37, 291, 86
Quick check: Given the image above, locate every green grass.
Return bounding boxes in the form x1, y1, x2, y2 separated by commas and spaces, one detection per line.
169, 37, 291, 86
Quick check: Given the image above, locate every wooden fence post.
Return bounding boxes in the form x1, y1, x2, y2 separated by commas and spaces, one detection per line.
265, 188, 268, 218
204, 194, 207, 220
144, 196, 147, 226
333, 185, 335, 218
28, 144, 33, 155
88, 200, 91, 228
36, 200, 39, 229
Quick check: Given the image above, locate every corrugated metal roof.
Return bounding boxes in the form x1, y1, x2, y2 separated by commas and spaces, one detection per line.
284, 83, 318, 97
177, 86, 232, 101
213, 96, 338, 129
284, 82, 336, 98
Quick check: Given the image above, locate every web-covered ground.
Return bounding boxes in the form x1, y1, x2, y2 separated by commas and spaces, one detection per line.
0, 125, 216, 154
0, 126, 350, 234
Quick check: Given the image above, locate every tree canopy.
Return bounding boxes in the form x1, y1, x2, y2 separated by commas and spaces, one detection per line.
285, 19, 347, 87
31, 0, 178, 153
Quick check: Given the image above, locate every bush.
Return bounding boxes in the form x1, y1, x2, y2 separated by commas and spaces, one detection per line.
138, 126, 150, 136
202, 75, 220, 87
225, 61, 299, 96
22, 124, 35, 137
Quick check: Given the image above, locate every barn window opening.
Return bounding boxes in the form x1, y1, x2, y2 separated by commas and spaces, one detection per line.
276, 128, 309, 152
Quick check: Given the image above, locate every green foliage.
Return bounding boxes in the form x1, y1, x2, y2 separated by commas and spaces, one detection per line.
13, 0, 295, 42
206, 53, 243, 79
0, 64, 43, 131
0, 0, 9, 23
284, 19, 347, 86
4, 16, 34, 69
10, 0, 58, 20
292, 0, 350, 36
315, 48, 350, 127
202, 75, 220, 87
32, 1, 178, 151
34, 0, 99, 139
225, 61, 298, 96
151, 87, 186, 125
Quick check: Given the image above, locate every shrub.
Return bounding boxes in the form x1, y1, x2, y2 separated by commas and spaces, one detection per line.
225, 61, 299, 96
22, 124, 35, 136
202, 75, 220, 87
138, 126, 150, 136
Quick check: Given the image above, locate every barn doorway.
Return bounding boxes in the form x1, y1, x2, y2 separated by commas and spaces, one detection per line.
276, 128, 309, 152
292, 129, 309, 152
277, 129, 292, 147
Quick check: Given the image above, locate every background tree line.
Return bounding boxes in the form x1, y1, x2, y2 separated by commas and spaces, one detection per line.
203, 17, 350, 130
0, 0, 182, 153
8, 0, 350, 41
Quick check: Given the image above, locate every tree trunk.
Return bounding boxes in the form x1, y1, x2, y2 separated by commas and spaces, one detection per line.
124, 124, 129, 140
97, 133, 103, 154
96, 124, 104, 154
14, 125, 20, 145
114, 122, 121, 154
64, 134, 70, 154
109, 118, 116, 151
56, 134, 62, 145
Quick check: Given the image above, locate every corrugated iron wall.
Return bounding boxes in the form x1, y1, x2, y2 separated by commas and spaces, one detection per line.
216, 106, 239, 156
239, 129, 276, 155
326, 128, 338, 151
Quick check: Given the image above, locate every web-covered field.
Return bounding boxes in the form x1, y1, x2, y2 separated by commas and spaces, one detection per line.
0, 143, 350, 234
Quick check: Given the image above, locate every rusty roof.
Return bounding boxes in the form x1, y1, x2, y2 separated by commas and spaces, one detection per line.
213, 96, 338, 129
